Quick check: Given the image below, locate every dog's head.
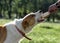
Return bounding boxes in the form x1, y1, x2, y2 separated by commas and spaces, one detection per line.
22, 10, 50, 30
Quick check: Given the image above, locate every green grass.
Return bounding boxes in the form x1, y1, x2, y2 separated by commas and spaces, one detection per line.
0, 19, 12, 25
0, 19, 60, 43
21, 23, 60, 43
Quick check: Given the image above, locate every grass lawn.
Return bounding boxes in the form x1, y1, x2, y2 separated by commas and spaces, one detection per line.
0, 19, 60, 43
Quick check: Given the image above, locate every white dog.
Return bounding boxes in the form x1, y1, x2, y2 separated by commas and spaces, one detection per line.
0, 10, 50, 43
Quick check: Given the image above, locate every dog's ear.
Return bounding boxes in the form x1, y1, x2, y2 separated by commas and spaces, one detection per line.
22, 14, 35, 29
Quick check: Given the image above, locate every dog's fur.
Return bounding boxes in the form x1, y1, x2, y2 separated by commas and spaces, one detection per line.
0, 26, 7, 43
0, 10, 50, 43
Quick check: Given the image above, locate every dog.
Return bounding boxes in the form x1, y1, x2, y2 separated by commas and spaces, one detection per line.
0, 10, 51, 43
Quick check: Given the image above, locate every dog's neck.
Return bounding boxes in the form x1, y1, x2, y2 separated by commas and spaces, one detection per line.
14, 19, 25, 33
15, 18, 36, 34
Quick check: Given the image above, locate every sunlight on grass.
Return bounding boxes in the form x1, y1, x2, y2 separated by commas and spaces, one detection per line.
21, 22, 60, 43
0, 19, 12, 25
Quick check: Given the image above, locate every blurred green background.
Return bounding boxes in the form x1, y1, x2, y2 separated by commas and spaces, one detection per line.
0, 0, 60, 22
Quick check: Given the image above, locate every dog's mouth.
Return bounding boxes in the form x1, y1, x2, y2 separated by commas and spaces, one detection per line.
37, 19, 44, 22
37, 12, 50, 22
37, 18, 45, 22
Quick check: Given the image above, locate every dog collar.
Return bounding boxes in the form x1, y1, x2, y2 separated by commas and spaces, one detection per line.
14, 25, 31, 40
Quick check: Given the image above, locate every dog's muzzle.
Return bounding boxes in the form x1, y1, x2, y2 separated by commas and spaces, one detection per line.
37, 19, 44, 22
37, 12, 50, 22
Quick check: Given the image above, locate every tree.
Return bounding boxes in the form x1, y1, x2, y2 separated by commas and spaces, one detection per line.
8, 0, 12, 19
0, 0, 3, 18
